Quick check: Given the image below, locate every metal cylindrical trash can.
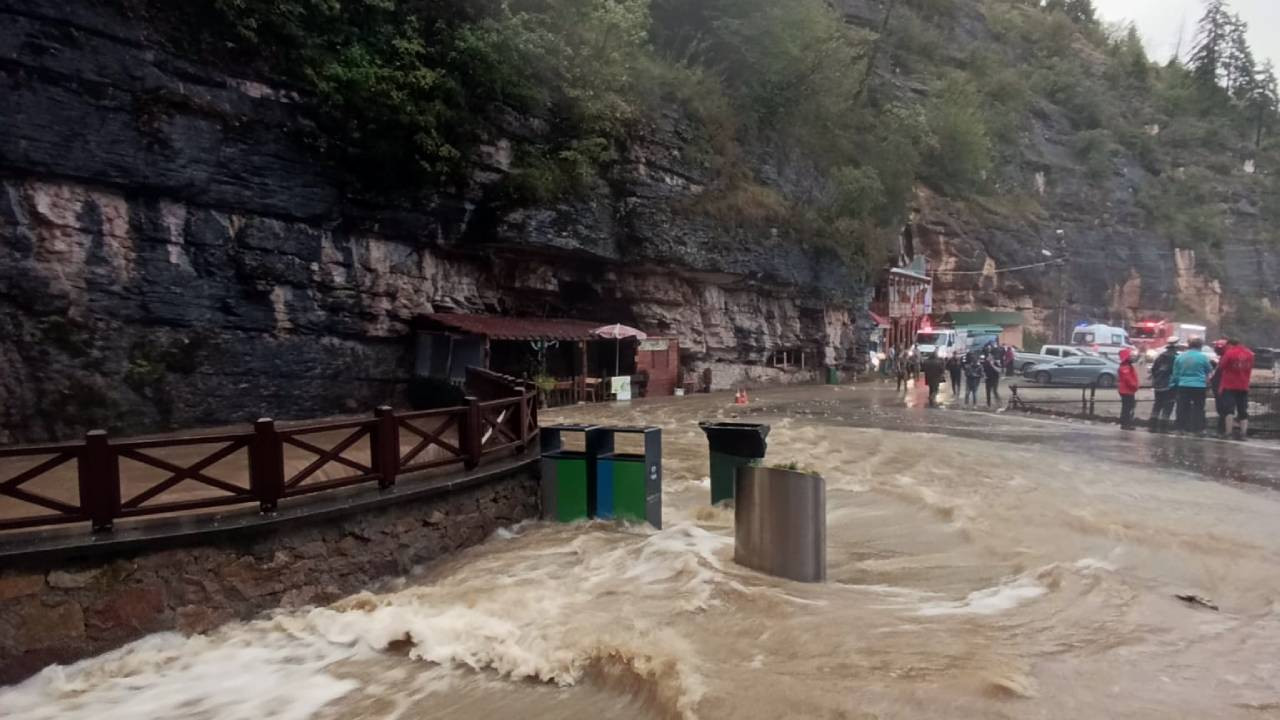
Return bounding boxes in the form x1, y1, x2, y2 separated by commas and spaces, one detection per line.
734, 466, 826, 583
698, 422, 770, 505
826, 366, 840, 385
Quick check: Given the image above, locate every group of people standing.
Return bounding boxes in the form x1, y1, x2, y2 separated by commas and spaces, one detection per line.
886, 336, 1257, 437
1118, 337, 1255, 439
915, 349, 1006, 409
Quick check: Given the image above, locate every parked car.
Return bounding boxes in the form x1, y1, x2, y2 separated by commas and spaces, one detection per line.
1256, 347, 1276, 371
1023, 356, 1120, 387
1013, 345, 1099, 374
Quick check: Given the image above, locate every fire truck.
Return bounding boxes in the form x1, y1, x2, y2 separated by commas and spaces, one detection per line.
1129, 320, 1209, 360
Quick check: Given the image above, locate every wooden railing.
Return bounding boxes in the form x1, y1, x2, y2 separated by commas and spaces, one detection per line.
466, 366, 536, 399
0, 391, 539, 533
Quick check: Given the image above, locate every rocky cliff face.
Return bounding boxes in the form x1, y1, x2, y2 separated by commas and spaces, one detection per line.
0, 1, 862, 442
835, 0, 1280, 341
909, 135, 1278, 343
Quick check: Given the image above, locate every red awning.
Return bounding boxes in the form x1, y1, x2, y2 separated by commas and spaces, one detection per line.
417, 314, 612, 342
869, 312, 890, 328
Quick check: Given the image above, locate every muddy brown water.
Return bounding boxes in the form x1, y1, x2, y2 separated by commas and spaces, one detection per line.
4, 385, 1280, 719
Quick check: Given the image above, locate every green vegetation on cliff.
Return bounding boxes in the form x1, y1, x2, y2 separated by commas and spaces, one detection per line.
126, 0, 1280, 286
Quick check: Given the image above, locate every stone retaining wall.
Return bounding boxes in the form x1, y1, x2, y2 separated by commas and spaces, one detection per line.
0, 468, 539, 685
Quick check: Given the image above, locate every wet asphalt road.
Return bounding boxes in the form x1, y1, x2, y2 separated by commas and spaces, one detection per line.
716, 381, 1280, 493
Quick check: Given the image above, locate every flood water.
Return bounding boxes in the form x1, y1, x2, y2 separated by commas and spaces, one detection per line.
5, 384, 1280, 719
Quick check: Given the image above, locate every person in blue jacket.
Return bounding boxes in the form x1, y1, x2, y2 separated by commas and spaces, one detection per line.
1172, 338, 1214, 434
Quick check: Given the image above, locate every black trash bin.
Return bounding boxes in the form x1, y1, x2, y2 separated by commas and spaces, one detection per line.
698, 422, 770, 504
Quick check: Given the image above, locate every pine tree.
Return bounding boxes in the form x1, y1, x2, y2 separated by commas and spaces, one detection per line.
1122, 24, 1150, 87
1222, 13, 1256, 99
1065, 0, 1096, 24
1187, 0, 1232, 88
1043, 0, 1095, 25
1246, 61, 1280, 147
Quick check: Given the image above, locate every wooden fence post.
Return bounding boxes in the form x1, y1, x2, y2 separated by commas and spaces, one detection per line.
78, 430, 120, 533
461, 397, 482, 470
528, 384, 539, 432
372, 406, 399, 489
250, 418, 284, 513
516, 391, 530, 451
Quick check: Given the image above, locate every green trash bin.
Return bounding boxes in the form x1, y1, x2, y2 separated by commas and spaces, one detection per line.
540, 425, 607, 522
595, 427, 662, 528
698, 422, 770, 505
826, 366, 840, 385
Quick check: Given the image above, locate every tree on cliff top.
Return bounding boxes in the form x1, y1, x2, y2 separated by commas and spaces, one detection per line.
131, 0, 1280, 274
1222, 14, 1257, 99
1187, 0, 1233, 89
1246, 61, 1280, 147
923, 75, 992, 195
1042, 0, 1096, 26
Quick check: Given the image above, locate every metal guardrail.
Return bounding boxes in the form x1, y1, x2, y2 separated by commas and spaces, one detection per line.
0, 390, 539, 533
1008, 383, 1280, 437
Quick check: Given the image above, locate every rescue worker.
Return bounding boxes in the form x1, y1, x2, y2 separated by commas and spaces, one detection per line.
894, 351, 909, 392
1218, 338, 1255, 440
1148, 341, 1178, 433
946, 354, 962, 397
1173, 337, 1213, 434
982, 355, 1002, 408
1117, 348, 1140, 430
964, 354, 983, 406
922, 353, 946, 408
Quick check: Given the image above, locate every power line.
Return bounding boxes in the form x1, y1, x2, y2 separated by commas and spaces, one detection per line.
931, 257, 1067, 276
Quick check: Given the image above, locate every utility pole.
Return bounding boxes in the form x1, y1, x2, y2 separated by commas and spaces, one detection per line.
1055, 229, 1068, 343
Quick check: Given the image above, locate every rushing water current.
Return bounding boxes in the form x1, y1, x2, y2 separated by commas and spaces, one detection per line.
5, 385, 1280, 719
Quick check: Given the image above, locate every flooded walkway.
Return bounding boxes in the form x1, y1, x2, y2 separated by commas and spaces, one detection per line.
4, 383, 1280, 719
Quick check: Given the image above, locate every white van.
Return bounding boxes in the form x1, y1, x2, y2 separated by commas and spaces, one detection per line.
916, 329, 958, 358
1071, 324, 1134, 361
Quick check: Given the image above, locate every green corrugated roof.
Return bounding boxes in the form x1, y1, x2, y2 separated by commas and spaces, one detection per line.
947, 311, 1025, 327
957, 325, 1005, 335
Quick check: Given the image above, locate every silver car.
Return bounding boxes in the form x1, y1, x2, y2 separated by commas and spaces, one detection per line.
1023, 356, 1120, 387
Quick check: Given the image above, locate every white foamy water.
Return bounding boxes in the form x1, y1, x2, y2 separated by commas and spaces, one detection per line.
5, 385, 1280, 719
914, 576, 1048, 616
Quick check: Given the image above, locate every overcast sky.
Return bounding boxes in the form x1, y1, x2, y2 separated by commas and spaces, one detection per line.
1093, 0, 1279, 69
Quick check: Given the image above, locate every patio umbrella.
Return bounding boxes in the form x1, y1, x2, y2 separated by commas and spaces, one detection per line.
593, 324, 648, 375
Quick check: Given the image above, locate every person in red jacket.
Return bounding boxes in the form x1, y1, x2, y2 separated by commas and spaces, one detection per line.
1210, 340, 1229, 436
1218, 338, 1255, 440
1117, 348, 1140, 430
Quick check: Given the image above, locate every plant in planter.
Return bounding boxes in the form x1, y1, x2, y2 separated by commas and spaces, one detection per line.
533, 373, 558, 408
770, 461, 819, 475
